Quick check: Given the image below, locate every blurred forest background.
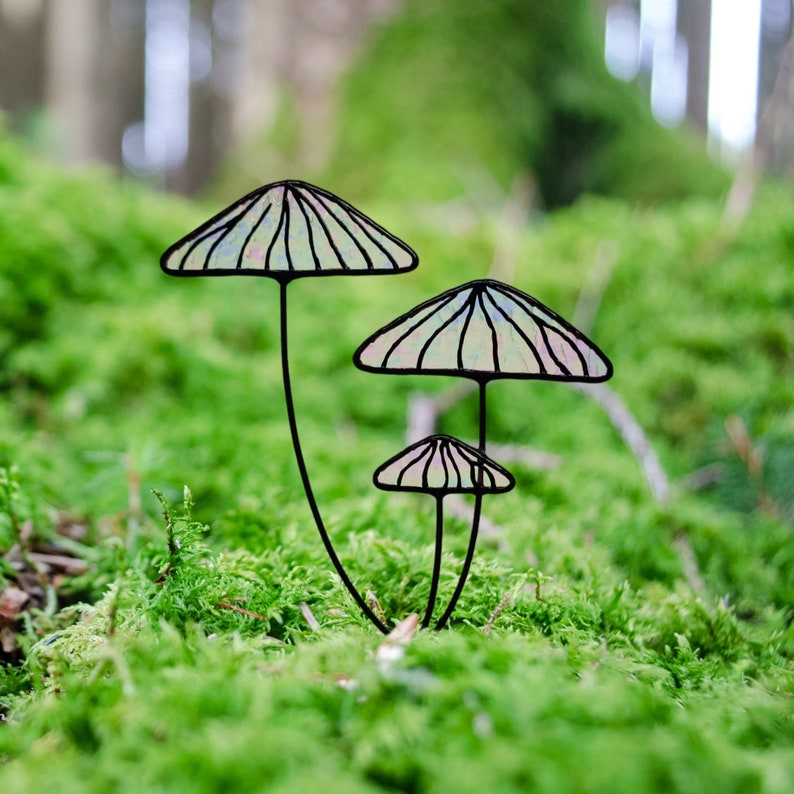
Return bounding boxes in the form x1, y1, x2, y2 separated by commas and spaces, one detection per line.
2, 2, 794, 792
1, 0, 793, 197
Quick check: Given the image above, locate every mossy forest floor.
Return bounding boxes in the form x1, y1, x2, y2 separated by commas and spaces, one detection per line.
1, 127, 793, 792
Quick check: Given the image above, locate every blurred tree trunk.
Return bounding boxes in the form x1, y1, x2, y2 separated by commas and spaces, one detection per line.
724, 34, 794, 226
0, 2, 46, 123
757, 0, 794, 178
44, 0, 102, 163
677, 0, 711, 132
758, 33, 794, 180
44, 0, 144, 168
228, 0, 400, 171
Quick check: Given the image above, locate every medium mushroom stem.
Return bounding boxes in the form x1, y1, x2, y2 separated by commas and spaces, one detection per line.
421, 494, 445, 629
434, 380, 488, 631
279, 281, 388, 634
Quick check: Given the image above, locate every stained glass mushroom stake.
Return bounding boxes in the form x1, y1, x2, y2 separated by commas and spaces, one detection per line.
161, 180, 418, 633
355, 279, 613, 629
374, 434, 514, 628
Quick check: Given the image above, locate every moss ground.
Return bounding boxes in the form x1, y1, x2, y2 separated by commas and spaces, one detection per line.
0, 123, 793, 792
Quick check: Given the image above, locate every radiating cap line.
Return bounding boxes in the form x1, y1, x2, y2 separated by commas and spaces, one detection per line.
160, 180, 418, 279
355, 279, 613, 382
374, 435, 515, 495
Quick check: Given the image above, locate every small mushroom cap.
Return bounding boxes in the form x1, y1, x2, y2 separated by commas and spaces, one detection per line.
355, 279, 612, 382
374, 435, 515, 495
161, 180, 418, 280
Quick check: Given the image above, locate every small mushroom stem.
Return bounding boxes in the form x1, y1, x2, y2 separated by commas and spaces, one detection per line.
422, 494, 445, 629
435, 380, 488, 631
279, 281, 388, 634
477, 378, 487, 452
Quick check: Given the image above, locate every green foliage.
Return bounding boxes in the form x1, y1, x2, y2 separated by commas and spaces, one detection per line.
0, 111, 793, 793
329, 0, 728, 206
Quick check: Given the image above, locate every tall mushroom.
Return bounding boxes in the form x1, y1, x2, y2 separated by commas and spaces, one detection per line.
161, 180, 418, 633
355, 279, 612, 628
373, 434, 514, 628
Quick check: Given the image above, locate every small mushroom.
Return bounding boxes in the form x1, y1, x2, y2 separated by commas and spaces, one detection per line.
355, 278, 612, 383
161, 180, 418, 634
161, 180, 417, 279
374, 434, 514, 628
355, 278, 613, 629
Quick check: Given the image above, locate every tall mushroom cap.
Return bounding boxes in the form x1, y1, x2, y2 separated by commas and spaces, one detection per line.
354, 279, 612, 382
374, 435, 515, 495
160, 180, 418, 279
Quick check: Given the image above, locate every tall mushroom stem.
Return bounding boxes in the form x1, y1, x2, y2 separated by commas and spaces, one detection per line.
434, 380, 488, 631
279, 281, 388, 634
422, 494, 445, 629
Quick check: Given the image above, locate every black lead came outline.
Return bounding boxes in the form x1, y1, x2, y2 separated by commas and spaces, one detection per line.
294, 188, 350, 271
353, 279, 613, 382
374, 435, 515, 496
356, 278, 613, 630
312, 190, 374, 270
161, 179, 418, 281
160, 180, 418, 636
237, 202, 272, 270
161, 181, 614, 633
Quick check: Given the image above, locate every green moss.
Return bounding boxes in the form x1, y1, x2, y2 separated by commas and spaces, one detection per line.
0, 119, 793, 791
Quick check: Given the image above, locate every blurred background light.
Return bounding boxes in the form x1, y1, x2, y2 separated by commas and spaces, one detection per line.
708, 0, 762, 155
605, 4, 641, 80
123, 0, 190, 175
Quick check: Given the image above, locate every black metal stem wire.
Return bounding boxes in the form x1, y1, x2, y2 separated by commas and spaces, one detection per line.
421, 494, 445, 629
279, 281, 388, 634
434, 379, 487, 631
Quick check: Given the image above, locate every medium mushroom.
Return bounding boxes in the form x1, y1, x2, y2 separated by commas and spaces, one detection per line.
355, 278, 613, 628
161, 180, 418, 633
373, 434, 514, 628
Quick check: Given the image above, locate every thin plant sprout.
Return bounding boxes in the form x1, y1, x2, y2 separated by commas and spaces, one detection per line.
355, 279, 613, 629
161, 180, 418, 633
373, 434, 514, 627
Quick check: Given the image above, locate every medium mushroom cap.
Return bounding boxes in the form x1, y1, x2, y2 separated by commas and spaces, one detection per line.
161, 180, 418, 279
374, 434, 515, 495
355, 279, 612, 382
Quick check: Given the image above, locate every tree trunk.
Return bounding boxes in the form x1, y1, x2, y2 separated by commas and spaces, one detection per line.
677, 0, 711, 132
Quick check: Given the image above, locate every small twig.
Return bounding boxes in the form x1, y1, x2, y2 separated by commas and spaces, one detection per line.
125, 453, 142, 553
406, 384, 476, 443
464, 441, 561, 471
673, 534, 707, 595
724, 414, 779, 517
570, 382, 670, 504
722, 36, 794, 230
446, 494, 505, 542
28, 553, 88, 576
217, 601, 269, 621
482, 591, 513, 636
572, 239, 620, 335
407, 392, 560, 472
299, 601, 320, 631
681, 463, 723, 491
487, 173, 536, 283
